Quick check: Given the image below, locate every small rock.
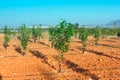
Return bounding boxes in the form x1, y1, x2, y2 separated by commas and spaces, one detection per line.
99, 59, 103, 61
84, 52, 88, 54
13, 73, 16, 74
98, 74, 103, 77
52, 70, 58, 73
0, 56, 4, 58
112, 58, 115, 61
89, 78, 93, 80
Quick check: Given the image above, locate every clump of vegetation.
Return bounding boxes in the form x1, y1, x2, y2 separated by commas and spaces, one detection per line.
88, 28, 94, 36
117, 28, 120, 37
32, 26, 38, 43
37, 24, 42, 42
113, 21, 118, 36
3, 25, 11, 49
49, 20, 73, 72
79, 27, 89, 53
94, 27, 100, 45
100, 28, 117, 37
32, 25, 42, 43
73, 23, 79, 38
49, 26, 57, 48
20, 24, 30, 53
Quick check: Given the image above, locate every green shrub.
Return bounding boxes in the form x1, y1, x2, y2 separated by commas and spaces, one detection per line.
32, 26, 38, 43
73, 23, 79, 38
117, 28, 120, 37
3, 25, 11, 49
20, 24, 30, 51
37, 24, 42, 42
49, 20, 73, 72
94, 27, 100, 45
79, 27, 89, 53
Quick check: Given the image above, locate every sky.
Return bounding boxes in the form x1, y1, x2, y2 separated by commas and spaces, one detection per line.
0, 0, 120, 27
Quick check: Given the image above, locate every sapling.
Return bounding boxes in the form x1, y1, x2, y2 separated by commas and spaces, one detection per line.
49, 26, 57, 48
79, 27, 89, 53
117, 28, 120, 37
113, 21, 117, 36
37, 24, 42, 42
94, 27, 100, 45
20, 24, 30, 54
10, 28, 16, 38
73, 23, 79, 38
3, 25, 11, 49
32, 26, 38, 43
49, 20, 73, 72
68, 23, 74, 37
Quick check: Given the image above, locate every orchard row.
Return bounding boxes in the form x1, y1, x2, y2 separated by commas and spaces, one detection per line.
2, 20, 120, 72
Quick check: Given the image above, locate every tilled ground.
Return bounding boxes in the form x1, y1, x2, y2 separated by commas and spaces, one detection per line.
0, 35, 120, 80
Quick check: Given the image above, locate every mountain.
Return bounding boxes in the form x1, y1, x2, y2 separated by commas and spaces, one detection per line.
106, 20, 120, 27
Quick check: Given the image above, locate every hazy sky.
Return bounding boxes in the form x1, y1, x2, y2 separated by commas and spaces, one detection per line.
0, 0, 120, 26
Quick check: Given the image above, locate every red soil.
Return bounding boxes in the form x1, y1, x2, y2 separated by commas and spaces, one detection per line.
0, 34, 120, 80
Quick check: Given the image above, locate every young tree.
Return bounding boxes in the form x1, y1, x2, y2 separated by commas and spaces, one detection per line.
73, 23, 79, 38
20, 24, 30, 53
11, 28, 18, 39
117, 28, 120, 37
100, 28, 108, 38
32, 26, 38, 43
94, 27, 100, 45
31, 25, 42, 43
79, 27, 89, 53
37, 24, 42, 42
3, 25, 11, 49
49, 20, 73, 72
68, 23, 74, 37
88, 28, 94, 36
49, 26, 57, 48
113, 21, 118, 36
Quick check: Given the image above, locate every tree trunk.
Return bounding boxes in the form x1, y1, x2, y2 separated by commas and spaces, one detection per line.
95, 41, 97, 45
58, 60, 62, 72
21, 50, 26, 56
38, 37, 40, 42
0, 73, 2, 80
82, 42, 86, 53
82, 47, 85, 53
58, 53, 63, 73
34, 38, 37, 43
75, 33, 77, 38
51, 42, 54, 48
3, 43, 9, 49
95, 40, 98, 45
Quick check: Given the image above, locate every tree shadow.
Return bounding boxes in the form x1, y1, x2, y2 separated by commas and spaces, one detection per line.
3, 43, 9, 49
0, 73, 2, 80
29, 50, 56, 70
1, 56, 19, 58
29, 39, 33, 42
110, 37, 119, 40
17, 36, 20, 40
14, 45, 25, 56
98, 43, 120, 48
78, 47, 120, 60
37, 67, 56, 80
69, 49, 75, 51
72, 40, 83, 43
64, 59, 99, 80
105, 40, 116, 42
39, 41, 50, 47
89, 67, 120, 71
1, 73, 55, 80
